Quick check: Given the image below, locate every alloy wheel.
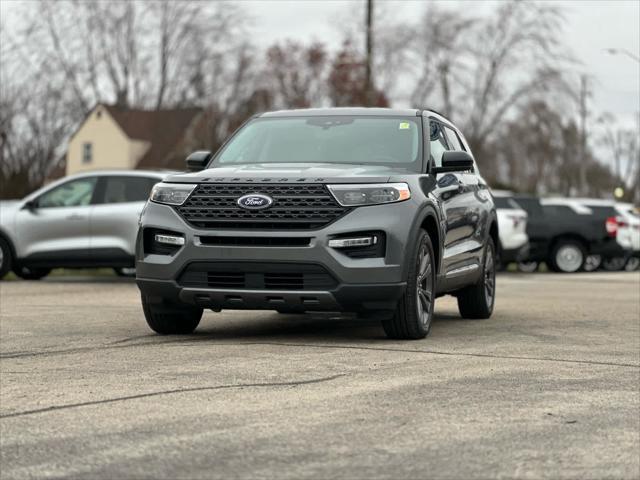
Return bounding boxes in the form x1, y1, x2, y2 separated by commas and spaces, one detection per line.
584, 255, 602, 272
555, 244, 583, 272
484, 244, 496, 307
416, 241, 434, 328
625, 257, 640, 271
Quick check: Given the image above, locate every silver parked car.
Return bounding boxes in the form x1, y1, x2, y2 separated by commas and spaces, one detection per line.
0, 170, 168, 280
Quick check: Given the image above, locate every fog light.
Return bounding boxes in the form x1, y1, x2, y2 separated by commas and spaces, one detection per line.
328, 236, 377, 248
155, 233, 185, 246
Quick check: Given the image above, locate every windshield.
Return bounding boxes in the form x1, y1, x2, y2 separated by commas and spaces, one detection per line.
214, 116, 422, 171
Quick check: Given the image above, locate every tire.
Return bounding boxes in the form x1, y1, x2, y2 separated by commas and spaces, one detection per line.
602, 257, 627, 271
382, 230, 436, 340
583, 255, 602, 272
457, 237, 496, 319
0, 238, 12, 280
624, 257, 640, 272
141, 294, 203, 335
548, 240, 585, 273
13, 266, 51, 280
114, 267, 136, 277
517, 261, 539, 273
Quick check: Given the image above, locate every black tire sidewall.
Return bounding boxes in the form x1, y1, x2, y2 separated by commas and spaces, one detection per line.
0, 238, 12, 278
484, 238, 497, 312
385, 230, 436, 339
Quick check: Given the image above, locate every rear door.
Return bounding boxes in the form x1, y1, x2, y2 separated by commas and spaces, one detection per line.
89, 176, 158, 261
15, 176, 98, 261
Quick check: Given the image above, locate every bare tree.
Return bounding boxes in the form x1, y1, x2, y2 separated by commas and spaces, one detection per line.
409, 1, 571, 163
265, 41, 328, 109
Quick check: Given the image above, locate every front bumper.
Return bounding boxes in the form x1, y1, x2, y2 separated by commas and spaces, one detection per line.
136, 200, 419, 312
138, 277, 406, 312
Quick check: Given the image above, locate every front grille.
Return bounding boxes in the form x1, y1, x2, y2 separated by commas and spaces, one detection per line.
178, 262, 337, 290
177, 183, 348, 230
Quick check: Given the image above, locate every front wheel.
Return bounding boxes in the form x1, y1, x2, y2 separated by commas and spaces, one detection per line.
0, 238, 13, 280
141, 294, 203, 334
457, 238, 496, 319
13, 266, 51, 280
382, 230, 436, 340
517, 260, 539, 273
584, 255, 602, 272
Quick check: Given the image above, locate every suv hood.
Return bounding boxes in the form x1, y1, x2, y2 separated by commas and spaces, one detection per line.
163, 163, 410, 184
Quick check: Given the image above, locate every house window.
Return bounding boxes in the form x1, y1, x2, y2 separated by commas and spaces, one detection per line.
82, 142, 93, 164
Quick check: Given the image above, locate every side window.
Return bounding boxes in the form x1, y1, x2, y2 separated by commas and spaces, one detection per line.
100, 176, 157, 204
37, 177, 98, 208
443, 126, 464, 151
429, 120, 448, 167
542, 205, 578, 217
515, 198, 543, 217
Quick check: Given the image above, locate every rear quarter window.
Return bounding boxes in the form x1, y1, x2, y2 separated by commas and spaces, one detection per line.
584, 206, 617, 219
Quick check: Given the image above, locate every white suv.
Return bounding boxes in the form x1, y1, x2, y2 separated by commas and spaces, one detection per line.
614, 202, 640, 271
492, 190, 529, 268
0, 170, 168, 280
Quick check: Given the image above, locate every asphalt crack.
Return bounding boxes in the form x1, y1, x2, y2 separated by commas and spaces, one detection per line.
2, 337, 637, 369
0, 374, 345, 419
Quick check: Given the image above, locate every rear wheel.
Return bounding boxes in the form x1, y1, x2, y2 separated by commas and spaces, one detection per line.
548, 240, 585, 273
625, 257, 640, 272
0, 238, 12, 280
13, 266, 51, 280
602, 257, 627, 271
141, 294, 203, 334
457, 238, 496, 319
517, 261, 539, 273
382, 230, 435, 340
114, 267, 136, 277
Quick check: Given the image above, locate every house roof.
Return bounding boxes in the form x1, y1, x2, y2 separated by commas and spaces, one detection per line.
101, 104, 203, 169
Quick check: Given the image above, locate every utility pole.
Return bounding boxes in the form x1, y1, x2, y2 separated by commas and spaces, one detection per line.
578, 74, 589, 195
364, 0, 373, 106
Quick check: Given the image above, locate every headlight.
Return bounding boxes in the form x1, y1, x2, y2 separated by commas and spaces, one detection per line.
327, 183, 411, 207
150, 183, 196, 205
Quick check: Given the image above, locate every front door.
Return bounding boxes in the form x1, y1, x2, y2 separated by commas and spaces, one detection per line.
429, 120, 479, 275
15, 176, 98, 263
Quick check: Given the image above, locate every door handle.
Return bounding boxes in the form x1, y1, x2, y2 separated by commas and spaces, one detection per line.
66, 214, 84, 221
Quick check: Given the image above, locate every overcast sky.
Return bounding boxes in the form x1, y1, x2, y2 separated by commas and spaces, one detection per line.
2, 0, 638, 125
245, 0, 640, 125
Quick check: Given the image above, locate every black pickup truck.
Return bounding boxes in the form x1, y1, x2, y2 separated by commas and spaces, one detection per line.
512, 196, 626, 273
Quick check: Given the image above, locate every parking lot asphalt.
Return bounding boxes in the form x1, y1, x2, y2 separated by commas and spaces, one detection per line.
0, 272, 639, 479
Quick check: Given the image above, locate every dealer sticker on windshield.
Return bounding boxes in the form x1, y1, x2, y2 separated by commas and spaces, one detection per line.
398, 122, 411, 130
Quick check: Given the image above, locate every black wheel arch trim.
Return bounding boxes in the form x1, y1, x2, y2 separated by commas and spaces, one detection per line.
406, 201, 443, 278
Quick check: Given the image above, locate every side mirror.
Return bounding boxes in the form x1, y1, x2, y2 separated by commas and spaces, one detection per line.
186, 150, 212, 172
433, 150, 474, 174
23, 200, 38, 211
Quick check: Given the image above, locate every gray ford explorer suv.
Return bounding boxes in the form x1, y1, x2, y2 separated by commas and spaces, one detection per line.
136, 108, 498, 339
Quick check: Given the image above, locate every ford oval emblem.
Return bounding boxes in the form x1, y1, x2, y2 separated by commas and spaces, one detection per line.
237, 193, 274, 210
